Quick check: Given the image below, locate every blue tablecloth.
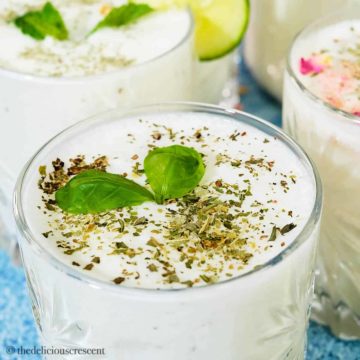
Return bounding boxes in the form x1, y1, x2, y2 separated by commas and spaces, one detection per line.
0, 62, 359, 360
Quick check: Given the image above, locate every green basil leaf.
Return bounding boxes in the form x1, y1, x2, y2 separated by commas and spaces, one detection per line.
144, 145, 205, 204
55, 169, 154, 214
14, 2, 68, 41
90, 3, 153, 35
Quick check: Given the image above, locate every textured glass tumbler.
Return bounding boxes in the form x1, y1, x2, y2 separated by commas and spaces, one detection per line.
14, 103, 322, 360
0, 14, 194, 260
283, 9, 360, 340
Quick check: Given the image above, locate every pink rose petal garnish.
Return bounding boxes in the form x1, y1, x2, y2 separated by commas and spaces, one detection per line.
300, 57, 324, 75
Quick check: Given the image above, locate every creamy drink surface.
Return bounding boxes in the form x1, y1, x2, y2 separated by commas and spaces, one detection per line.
0, 0, 191, 77
22, 111, 316, 289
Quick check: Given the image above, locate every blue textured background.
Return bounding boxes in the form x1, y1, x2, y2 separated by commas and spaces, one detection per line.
0, 62, 359, 360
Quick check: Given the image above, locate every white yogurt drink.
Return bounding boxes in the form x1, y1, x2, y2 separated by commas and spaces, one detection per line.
0, 0, 193, 253
244, 0, 355, 101
283, 8, 360, 339
14, 103, 321, 359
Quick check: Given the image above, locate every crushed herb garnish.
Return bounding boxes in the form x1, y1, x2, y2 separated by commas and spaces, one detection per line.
35, 119, 303, 288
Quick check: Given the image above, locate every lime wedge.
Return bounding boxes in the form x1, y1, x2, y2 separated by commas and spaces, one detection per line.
136, 0, 250, 61
191, 0, 250, 61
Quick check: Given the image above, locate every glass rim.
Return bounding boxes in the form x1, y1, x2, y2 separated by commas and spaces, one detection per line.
0, 7, 194, 84
13, 102, 323, 295
286, 8, 360, 126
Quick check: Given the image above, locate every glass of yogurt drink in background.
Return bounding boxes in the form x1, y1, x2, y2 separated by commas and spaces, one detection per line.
0, 0, 194, 256
244, 0, 355, 101
283, 7, 360, 339
14, 103, 321, 359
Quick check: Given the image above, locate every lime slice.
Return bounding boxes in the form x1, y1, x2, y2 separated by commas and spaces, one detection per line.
136, 0, 250, 61
191, 0, 250, 61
